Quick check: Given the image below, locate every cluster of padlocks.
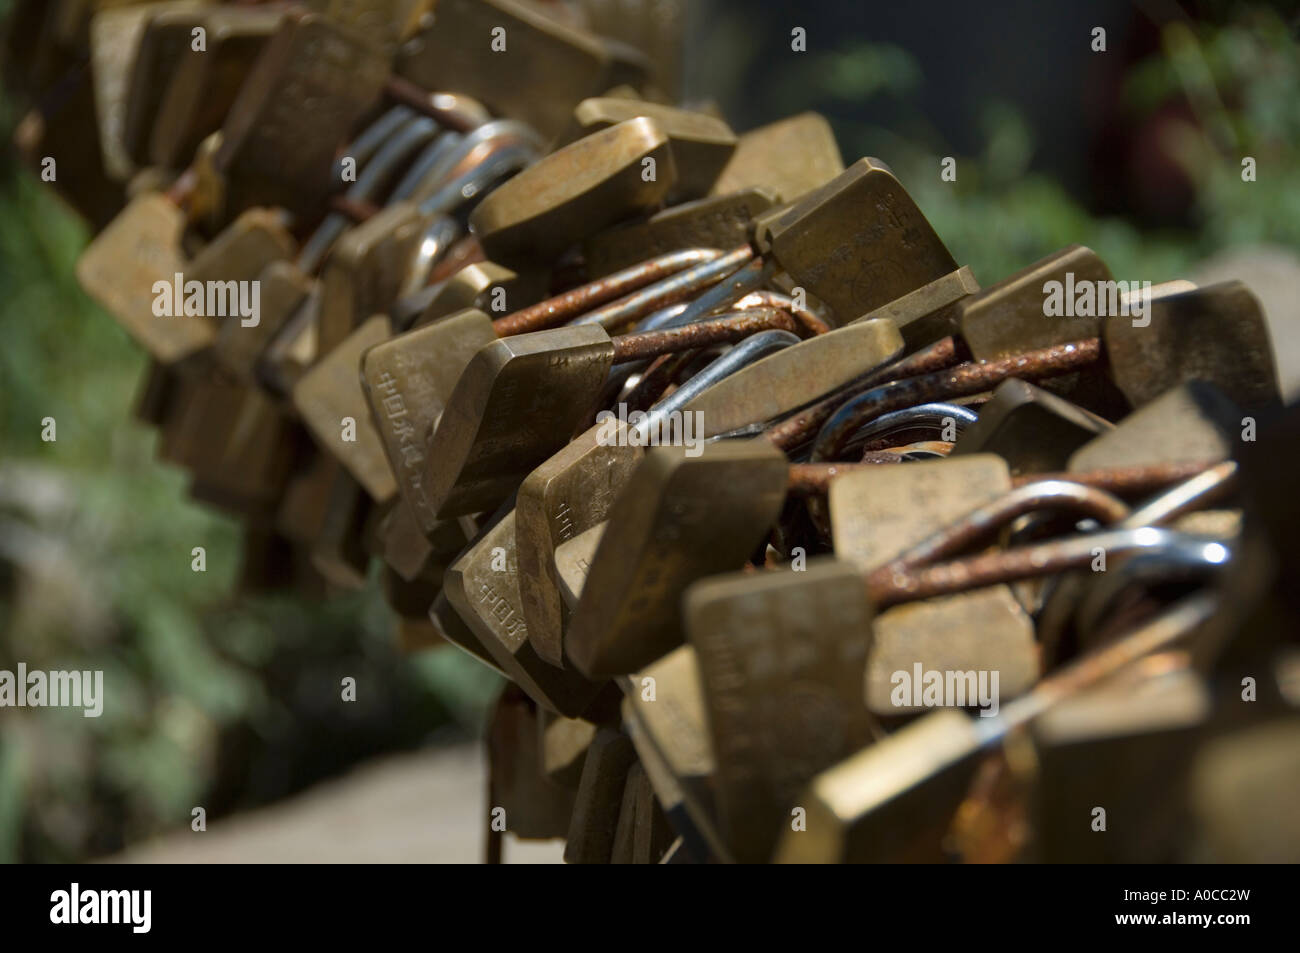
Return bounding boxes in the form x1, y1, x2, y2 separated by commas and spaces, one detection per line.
10, 0, 1298, 863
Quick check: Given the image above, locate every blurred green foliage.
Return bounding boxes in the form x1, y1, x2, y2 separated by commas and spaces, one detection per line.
756, 7, 1299, 286
0, 158, 499, 862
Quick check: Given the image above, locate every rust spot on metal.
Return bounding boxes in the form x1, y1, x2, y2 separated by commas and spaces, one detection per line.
812, 339, 1103, 462
611, 308, 797, 363
491, 248, 727, 336
766, 335, 966, 451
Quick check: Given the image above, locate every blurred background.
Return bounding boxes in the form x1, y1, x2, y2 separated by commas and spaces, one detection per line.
1, 0, 1298, 862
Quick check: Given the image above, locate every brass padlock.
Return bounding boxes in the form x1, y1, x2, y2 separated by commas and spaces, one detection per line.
567, 440, 789, 677
951, 379, 1111, 475
764, 157, 957, 322
442, 506, 607, 716
582, 188, 775, 278
396, 0, 647, 143
565, 97, 737, 199
563, 726, 637, 864
710, 112, 843, 204
684, 559, 877, 863
292, 315, 398, 504
147, 6, 284, 169
215, 9, 388, 219
469, 117, 676, 267
361, 308, 498, 536
516, 422, 643, 668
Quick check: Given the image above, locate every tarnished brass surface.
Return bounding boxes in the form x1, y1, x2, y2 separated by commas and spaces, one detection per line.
1103, 280, 1279, 411
216, 9, 387, 218
469, 117, 676, 266
582, 188, 774, 278
540, 710, 598, 789
1068, 383, 1240, 471
319, 202, 433, 354
554, 521, 604, 611
567, 97, 736, 199
566, 441, 789, 677
866, 588, 1038, 715
516, 423, 642, 668
487, 688, 577, 840
852, 265, 980, 351
412, 262, 538, 328
951, 379, 1111, 475
148, 6, 282, 168
121, 6, 207, 166
76, 193, 215, 366
188, 207, 294, 285
215, 259, 312, 381
959, 244, 1111, 360
766, 158, 957, 321
443, 508, 606, 716
563, 728, 637, 864
685, 560, 876, 863
679, 317, 902, 438
710, 112, 843, 203
292, 315, 397, 504
425, 325, 614, 518
397, 0, 643, 142
829, 455, 1012, 571
361, 308, 498, 534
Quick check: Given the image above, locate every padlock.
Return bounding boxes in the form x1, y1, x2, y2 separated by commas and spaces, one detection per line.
88, 2, 185, 183
1067, 381, 1241, 471
538, 709, 598, 789
121, 5, 208, 167
291, 314, 398, 504
763, 157, 958, 322
1189, 716, 1300, 863
423, 310, 798, 518
677, 318, 902, 438
773, 593, 1219, 862
396, 0, 648, 143
214, 258, 314, 382
1026, 656, 1210, 862
582, 188, 775, 278
958, 245, 1112, 359
566, 440, 789, 677
315, 0, 431, 56
186, 206, 295, 286
76, 192, 214, 368
565, 97, 737, 199
360, 308, 498, 534
469, 117, 677, 267
684, 559, 878, 863
710, 112, 843, 203
516, 422, 644, 668
563, 727, 637, 864
442, 505, 607, 716
608, 761, 674, 864
317, 202, 435, 352
619, 658, 725, 863
1103, 280, 1279, 411
427, 591, 504, 674
215, 8, 388, 219
950, 379, 1112, 475
486, 687, 577, 841
849, 265, 980, 350
410, 261, 539, 328
147, 6, 285, 169
828, 455, 1040, 713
